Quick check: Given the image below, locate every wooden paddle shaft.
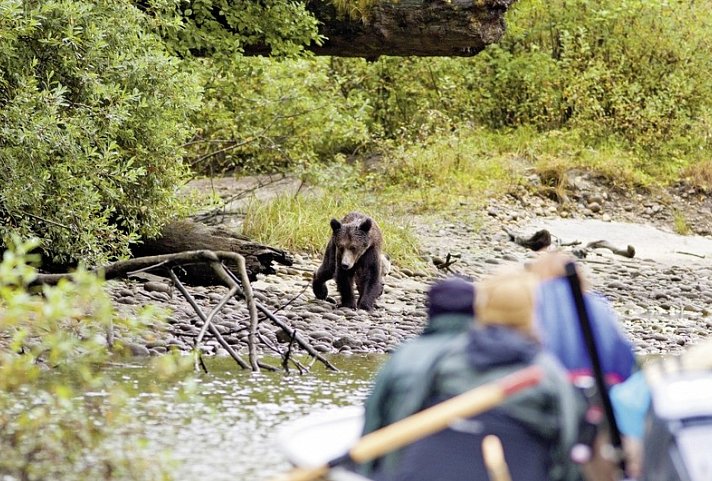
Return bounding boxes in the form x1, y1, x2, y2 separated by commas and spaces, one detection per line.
273, 466, 329, 481
272, 365, 543, 481
351, 364, 543, 462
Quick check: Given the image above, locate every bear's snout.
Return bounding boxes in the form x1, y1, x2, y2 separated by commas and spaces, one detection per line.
340, 250, 357, 270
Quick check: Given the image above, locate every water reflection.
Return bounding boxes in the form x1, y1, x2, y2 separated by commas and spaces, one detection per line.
104, 355, 386, 481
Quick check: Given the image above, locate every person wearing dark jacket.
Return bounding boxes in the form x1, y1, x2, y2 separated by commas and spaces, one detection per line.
361, 271, 585, 481
360, 276, 476, 476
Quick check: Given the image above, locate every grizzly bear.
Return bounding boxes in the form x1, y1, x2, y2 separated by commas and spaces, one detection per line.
312, 212, 385, 311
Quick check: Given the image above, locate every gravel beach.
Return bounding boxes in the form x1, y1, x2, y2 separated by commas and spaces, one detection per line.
109, 172, 712, 360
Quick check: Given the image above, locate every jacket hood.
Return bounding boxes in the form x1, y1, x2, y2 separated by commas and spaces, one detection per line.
466, 325, 540, 370
422, 313, 473, 335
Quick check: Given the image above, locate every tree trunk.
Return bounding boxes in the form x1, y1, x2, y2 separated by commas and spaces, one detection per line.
131, 220, 293, 285
298, 0, 517, 58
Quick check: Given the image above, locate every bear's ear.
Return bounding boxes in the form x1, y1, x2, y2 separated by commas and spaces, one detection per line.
359, 218, 372, 233
330, 218, 341, 233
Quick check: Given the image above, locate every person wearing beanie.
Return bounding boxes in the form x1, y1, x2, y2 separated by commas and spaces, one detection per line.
359, 276, 476, 475
422, 275, 476, 334
361, 270, 586, 481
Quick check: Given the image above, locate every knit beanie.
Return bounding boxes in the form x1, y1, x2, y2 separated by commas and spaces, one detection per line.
427, 276, 475, 319
475, 271, 538, 334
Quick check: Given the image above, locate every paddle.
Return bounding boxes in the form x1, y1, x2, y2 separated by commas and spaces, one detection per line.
564, 261, 627, 476
271, 365, 543, 481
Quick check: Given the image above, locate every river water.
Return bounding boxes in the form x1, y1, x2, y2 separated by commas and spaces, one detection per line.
103, 355, 385, 481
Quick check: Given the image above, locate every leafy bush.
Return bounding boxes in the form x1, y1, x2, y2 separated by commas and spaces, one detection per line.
148, 0, 321, 59
146, 1, 370, 175
320, 0, 712, 178
327, 57, 466, 142
0, 238, 191, 481
468, 0, 712, 156
186, 56, 373, 175
0, 0, 201, 265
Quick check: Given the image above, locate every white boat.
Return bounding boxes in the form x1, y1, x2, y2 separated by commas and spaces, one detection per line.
276, 406, 370, 481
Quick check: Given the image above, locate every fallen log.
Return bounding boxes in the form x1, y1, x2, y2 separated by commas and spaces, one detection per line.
303, 0, 517, 58
131, 220, 293, 285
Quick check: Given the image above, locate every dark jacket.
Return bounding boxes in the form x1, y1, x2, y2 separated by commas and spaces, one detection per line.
361, 313, 473, 438
362, 325, 585, 481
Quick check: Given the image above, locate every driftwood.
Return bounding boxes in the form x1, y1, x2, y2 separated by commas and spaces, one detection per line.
503, 228, 552, 251
169, 269, 251, 371
503, 228, 636, 259
432, 253, 460, 272
31, 250, 336, 373
585, 240, 636, 258
131, 220, 293, 285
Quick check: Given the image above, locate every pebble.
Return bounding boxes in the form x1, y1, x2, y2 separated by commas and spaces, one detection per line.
144, 281, 172, 294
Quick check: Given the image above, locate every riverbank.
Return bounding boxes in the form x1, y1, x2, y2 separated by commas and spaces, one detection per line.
108, 171, 712, 360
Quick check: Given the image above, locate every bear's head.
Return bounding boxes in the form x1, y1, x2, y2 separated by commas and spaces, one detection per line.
331, 217, 373, 271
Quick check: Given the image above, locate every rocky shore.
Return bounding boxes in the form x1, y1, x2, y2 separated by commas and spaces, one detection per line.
108, 172, 712, 360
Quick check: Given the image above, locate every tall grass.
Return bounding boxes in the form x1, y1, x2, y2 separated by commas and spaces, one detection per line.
241, 192, 422, 268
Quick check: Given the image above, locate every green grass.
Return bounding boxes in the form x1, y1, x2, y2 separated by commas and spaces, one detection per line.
673, 210, 692, 236
683, 159, 712, 192
240, 125, 709, 268
241, 192, 422, 268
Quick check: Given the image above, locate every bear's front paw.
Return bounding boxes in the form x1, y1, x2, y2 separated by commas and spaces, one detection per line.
313, 283, 329, 300
325, 296, 337, 305
339, 300, 357, 310
357, 301, 375, 312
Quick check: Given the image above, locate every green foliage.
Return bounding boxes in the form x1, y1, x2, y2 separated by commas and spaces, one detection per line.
331, 0, 380, 20
371, 129, 522, 212
319, 0, 712, 182
4, 0, 711, 266
143, 1, 372, 176
186, 56, 372, 175
327, 57, 464, 142
0, 0, 200, 265
469, 0, 712, 156
148, 0, 322, 58
682, 159, 712, 192
0, 239, 192, 480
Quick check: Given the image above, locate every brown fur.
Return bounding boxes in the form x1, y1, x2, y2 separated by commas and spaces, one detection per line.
312, 212, 384, 311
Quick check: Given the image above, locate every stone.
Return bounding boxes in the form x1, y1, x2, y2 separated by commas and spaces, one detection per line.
144, 281, 172, 294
